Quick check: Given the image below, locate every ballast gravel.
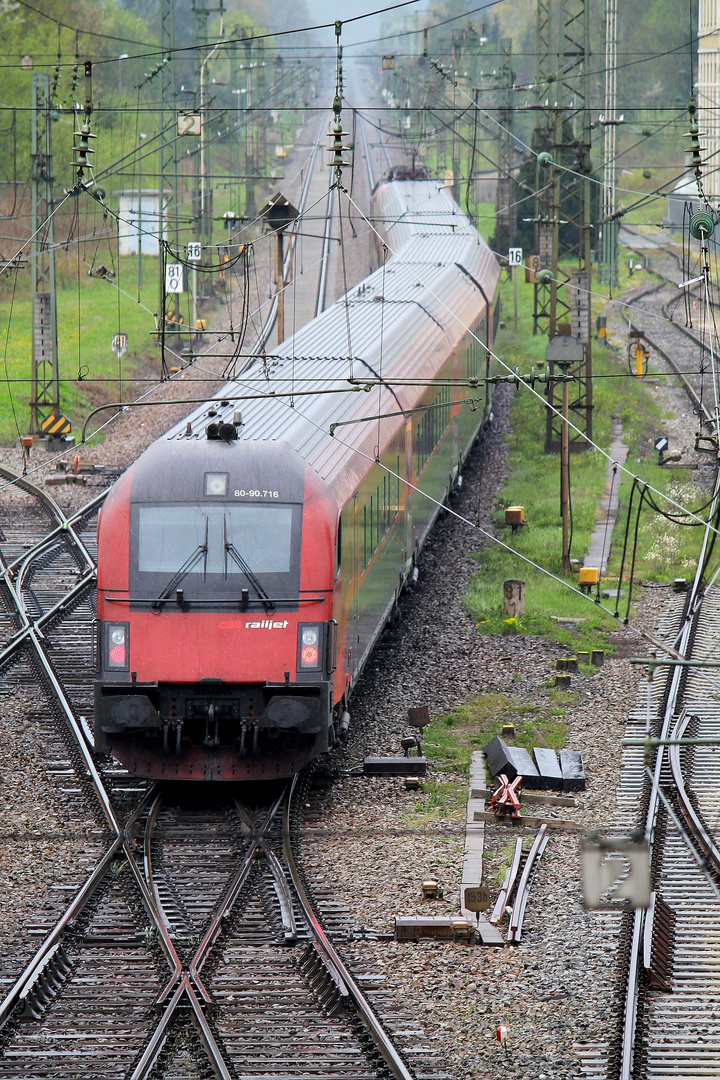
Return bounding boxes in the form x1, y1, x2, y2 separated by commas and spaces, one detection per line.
299, 385, 669, 1080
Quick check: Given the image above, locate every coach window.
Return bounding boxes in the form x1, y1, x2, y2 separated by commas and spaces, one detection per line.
362, 503, 368, 570
335, 516, 342, 578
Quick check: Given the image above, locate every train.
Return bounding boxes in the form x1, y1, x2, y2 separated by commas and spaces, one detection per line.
93, 173, 501, 780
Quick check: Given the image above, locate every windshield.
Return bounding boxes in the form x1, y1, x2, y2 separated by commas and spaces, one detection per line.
129, 502, 301, 609
138, 505, 294, 575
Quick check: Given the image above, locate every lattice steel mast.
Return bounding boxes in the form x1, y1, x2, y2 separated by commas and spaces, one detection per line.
544, 0, 593, 451
494, 38, 515, 256
599, 0, 619, 285
531, 0, 553, 335
29, 73, 60, 435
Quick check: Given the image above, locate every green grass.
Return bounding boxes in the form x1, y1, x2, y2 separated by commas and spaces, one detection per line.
465, 260, 709, 649
403, 686, 574, 823
0, 252, 162, 444
420, 690, 571, 776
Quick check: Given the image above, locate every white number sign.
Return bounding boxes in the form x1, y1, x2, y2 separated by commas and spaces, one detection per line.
111, 332, 128, 357
177, 112, 201, 137
165, 263, 184, 294
187, 242, 202, 262
508, 247, 523, 266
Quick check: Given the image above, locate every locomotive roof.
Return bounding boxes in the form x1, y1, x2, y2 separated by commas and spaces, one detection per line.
164, 180, 500, 508
125, 436, 310, 504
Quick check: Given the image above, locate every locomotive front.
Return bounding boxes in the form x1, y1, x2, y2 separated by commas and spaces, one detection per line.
94, 433, 339, 780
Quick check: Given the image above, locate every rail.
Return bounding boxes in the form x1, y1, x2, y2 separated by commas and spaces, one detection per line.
507, 826, 548, 944
618, 456, 720, 1078
241, 117, 327, 370
284, 774, 414, 1080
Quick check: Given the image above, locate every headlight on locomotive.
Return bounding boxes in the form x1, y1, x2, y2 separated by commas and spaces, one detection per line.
106, 622, 129, 670
297, 623, 322, 672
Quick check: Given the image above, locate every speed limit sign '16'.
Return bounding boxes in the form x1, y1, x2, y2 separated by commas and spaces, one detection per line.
165, 263, 184, 294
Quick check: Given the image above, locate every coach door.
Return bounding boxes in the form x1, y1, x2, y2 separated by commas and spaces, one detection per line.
404, 416, 413, 575
351, 491, 360, 675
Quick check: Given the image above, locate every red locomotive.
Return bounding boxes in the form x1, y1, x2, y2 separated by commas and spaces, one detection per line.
94, 176, 500, 779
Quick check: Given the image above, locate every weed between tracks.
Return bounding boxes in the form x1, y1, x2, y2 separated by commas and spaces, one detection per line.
401, 690, 571, 828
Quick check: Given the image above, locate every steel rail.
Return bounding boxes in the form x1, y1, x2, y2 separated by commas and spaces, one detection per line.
0, 480, 106, 667
129, 974, 232, 1080
0, 570, 94, 652
284, 774, 414, 1080
668, 709, 720, 872
0, 568, 95, 664
130, 797, 232, 1080
618, 459, 720, 1079
618, 231, 716, 428
490, 837, 522, 925
265, 845, 299, 943
132, 794, 288, 1080
0, 787, 154, 1032
143, 792, 174, 934
507, 825, 548, 944
624, 316, 714, 428
188, 790, 287, 995
233, 797, 297, 942
0, 482, 190, 1034
0, 542, 184, 1014
0, 465, 99, 574
4, 487, 107, 577
241, 117, 327, 370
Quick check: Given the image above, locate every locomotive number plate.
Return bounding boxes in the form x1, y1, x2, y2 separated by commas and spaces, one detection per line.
234, 489, 280, 498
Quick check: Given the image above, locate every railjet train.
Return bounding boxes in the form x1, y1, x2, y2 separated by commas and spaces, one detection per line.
94, 173, 501, 779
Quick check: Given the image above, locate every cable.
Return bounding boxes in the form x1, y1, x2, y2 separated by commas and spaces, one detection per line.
10, 0, 152, 47
340, 185, 720, 535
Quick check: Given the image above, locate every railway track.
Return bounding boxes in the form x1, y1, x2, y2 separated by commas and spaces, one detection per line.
608, 578, 720, 1079
593, 228, 720, 1077
617, 228, 718, 438
0, 399, 445, 1077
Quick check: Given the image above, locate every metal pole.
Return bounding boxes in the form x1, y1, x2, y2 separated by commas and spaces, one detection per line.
200, 27, 223, 266
513, 266, 518, 333
561, 375, 570, 573
192, 265, 198, 339
600, 0, 618, 285
276, 231, 284, 345
582, 0, 593, 440
137, 134, 143, 296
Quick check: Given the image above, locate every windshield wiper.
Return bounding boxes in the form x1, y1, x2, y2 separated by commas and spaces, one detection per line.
152, 520, 208, 609
224, 516, 275, 612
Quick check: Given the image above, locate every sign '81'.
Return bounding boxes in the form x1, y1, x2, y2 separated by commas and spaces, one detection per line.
165, 264, 184, 294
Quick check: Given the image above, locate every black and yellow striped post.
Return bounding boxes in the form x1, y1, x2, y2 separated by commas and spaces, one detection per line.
40, 415, 72, 438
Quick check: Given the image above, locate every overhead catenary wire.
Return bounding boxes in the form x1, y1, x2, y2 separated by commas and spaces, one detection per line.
338, 184, 720, 535
0, 18, 710, 536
